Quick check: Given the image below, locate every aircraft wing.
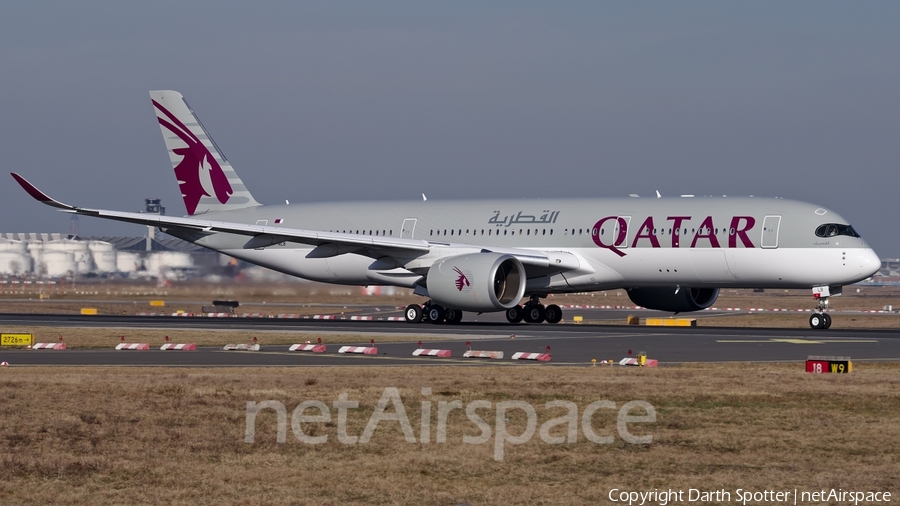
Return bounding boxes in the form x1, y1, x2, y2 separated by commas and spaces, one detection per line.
12, 173, 565, 269
12, 172, 431, 252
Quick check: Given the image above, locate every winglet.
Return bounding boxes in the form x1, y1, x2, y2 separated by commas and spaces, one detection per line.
10, 173, 77, 211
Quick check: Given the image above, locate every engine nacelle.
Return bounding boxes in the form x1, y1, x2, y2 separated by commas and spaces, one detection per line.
627, 287, 719, 313
427, 253, 526, 312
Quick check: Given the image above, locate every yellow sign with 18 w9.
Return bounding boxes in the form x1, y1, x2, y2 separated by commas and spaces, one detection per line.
1, 333, 33, 346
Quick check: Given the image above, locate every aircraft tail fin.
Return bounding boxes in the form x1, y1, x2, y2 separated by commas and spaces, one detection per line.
149, 90, 261, 216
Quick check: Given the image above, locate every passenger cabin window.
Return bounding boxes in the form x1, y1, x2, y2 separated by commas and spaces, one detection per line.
815, 223, 859, 238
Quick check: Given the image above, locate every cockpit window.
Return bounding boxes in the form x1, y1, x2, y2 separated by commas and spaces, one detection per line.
815, 223, 859, 238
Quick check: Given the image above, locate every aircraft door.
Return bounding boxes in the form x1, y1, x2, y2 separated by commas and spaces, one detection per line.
597, 216, 631, 249
761, 215, 781, 249
401, 218, 417, 239
618, 216, 631, 249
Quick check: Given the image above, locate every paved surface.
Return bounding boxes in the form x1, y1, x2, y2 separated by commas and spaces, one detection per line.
1, 313, 898, 367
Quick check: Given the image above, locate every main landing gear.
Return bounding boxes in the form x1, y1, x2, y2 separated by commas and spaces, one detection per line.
505, 295, 562, 324
404, 301, 464, 325
808, 286, 839, 329
404, 296, 563, 325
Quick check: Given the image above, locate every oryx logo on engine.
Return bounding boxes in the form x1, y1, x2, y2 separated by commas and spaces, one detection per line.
453, 267, 470, 291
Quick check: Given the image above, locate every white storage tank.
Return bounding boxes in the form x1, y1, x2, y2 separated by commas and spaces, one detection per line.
88, 241, 116, 273
146, 252, 193, 272
88, 241, 114, 252
93, 251, 118, 273
0, 239, 28, 252
42, 250, 76, 278
116, 251, 143, 273
26, 241, 43, 273
0, 252, 32, 276
45, 239, 93, 274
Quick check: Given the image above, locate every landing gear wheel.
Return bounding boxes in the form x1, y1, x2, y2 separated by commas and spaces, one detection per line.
427, 305, 445, 324
809, 313, 826, 329
506, 305, 524, 323
822, 313, 832, 329
544, 304, 562, 324
444, 308, 463, 324
524, 305, 545, 324
404, 304, 423, 323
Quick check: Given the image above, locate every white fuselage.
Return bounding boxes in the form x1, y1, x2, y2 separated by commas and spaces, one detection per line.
175, 195, 880, 294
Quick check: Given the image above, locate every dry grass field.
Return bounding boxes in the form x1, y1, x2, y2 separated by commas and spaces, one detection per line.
0, 364, 898, 505
1, 281, 899, 504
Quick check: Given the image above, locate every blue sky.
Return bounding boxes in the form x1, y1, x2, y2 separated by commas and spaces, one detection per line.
1, 2, 898, 255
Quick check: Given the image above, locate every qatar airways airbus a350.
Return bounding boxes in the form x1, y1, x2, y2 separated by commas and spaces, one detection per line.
12, 90, 881, 329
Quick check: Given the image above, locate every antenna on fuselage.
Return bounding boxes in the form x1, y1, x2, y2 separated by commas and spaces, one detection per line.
656, 190, 661, 198
422, 193, 427, 201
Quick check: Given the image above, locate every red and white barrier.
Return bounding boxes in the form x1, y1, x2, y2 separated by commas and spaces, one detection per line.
275, 314, 301, 319
32, 342, 67, 350
383, 317, 406, 321
312, 314, 338, 320
206, 313, 234, 318
349, 316, 374, 321
171, 312, 194, 317
412, 349, 451, 358
242, 313, 268, 318
223, 343, 260, 351
338, 346, 378, 355
463, 350, 504, 359
160, 343, 196, 351
289, 344, 326, 353
116, 343, 150, 350
134, 312, 159, 316
619, 357, 659, 367
512, 352, 551, 362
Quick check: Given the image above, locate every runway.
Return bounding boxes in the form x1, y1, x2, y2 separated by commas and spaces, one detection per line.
2, 312, 899, 367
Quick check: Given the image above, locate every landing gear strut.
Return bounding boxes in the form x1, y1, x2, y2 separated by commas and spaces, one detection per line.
507, 295, 562, 324
809, 286, 838, 329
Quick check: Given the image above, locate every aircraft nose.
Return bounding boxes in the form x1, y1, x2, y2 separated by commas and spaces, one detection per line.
857, 247, 881, 278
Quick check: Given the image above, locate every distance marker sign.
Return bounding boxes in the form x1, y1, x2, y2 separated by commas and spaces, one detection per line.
1, 333, 34, 346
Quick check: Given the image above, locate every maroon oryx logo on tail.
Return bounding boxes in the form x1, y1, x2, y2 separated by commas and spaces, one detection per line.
453, 267, 470, 291
152, 99, 233, 215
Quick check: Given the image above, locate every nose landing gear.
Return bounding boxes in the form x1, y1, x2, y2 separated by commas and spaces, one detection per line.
809, 312, 831, 329
809, 285, 840, 329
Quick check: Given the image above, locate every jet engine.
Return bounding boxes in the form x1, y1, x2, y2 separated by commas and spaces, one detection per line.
627, 287, 719, 313
426, 253, 526, 312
